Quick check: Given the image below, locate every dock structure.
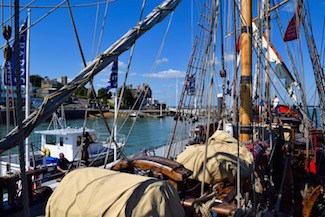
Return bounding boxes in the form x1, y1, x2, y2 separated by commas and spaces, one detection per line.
88, 108, 176, 117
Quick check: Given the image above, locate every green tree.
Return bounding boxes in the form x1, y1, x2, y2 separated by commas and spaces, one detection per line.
30, 75, 43, 87
118, 88, 136, 107
97, 87, 108, 106
107, 91, 112, 100
97, 88, 107, 99
76, 86, 88, 98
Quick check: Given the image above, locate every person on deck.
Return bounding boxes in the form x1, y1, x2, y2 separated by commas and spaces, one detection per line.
272, 95, 280, 124
273, 95, 280, 116
57, 153, 70, 173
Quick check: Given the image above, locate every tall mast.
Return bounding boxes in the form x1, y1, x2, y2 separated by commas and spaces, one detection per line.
239, 0, 252, 142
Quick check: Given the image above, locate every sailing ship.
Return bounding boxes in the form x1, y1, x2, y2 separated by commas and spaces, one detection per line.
1, 0, 325, 216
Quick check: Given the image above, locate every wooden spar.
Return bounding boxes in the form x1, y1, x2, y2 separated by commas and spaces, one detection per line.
239, 0, 252, 142
252, 0, 290, 22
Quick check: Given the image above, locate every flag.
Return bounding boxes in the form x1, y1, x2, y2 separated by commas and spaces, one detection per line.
106, 59, 118, 92
284, 3, 302, 42
185, 74, 195, 95
236, 35, 240, 53
3, 19, 28, 86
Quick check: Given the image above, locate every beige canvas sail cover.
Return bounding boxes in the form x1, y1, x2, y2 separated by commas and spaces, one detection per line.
46, 168, 185, 217
176, 131, 253, 184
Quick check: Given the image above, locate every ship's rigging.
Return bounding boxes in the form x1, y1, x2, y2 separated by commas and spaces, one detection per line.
0, 0, 325, 216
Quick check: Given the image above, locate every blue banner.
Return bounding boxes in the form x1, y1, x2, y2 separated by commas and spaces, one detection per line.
186, 74, 195, 95
3, 19, 27, 86
106, 59, 118, 92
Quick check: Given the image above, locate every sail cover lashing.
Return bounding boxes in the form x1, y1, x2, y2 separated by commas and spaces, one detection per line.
176, 131, 253, 184
45, 168, 185, 217
0, 0, 182, 154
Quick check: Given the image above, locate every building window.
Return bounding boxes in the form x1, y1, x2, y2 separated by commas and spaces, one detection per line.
59, 137, 64, 146
77, 136, 81, 146
46, 135, 56, 145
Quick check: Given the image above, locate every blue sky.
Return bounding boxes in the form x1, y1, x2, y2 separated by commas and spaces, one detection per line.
0, 0, 324, 106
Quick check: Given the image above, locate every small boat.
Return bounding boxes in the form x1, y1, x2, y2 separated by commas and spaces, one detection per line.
0, 126, 125, 176
129, 112, 144, 118
35, 127, 124, 168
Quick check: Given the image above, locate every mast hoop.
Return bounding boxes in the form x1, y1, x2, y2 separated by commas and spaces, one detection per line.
241, 26, 252, 34
240, 75, 252, 84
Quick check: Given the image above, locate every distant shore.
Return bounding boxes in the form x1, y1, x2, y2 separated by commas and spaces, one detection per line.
0, 108, 175, 125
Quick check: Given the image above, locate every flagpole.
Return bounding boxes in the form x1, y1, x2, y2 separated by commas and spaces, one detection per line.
114, 90, 117, 142
25, 9, 31, 170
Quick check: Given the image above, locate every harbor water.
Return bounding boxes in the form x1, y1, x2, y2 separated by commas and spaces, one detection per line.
0, 116, 175, 156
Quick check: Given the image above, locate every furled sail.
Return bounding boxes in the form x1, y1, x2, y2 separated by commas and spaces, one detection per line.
176, 131, 253, 184
46, 168, 185, 217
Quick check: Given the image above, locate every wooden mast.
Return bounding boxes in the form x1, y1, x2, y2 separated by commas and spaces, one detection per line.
239, 0, 252, 142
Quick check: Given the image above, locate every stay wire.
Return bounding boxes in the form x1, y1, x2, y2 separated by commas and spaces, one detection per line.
91, 0, 100, 60
95, 0, 111, 56
108, 0, 147, 162
320, 18, 325, 64
0, 0, 67, 51
66, 0, 87, 67
0, 1, 113, 9
118, 11, 174, 148
0, 0, 36, 28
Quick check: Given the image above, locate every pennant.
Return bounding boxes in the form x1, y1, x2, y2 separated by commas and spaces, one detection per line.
3, 19, 28, 86
106, 59, 118, 92
185, 74, 195, 95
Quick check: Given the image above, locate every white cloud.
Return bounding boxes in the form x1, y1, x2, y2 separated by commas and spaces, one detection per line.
118, 60, 127, 68
101, 70, 125, 78
156, 57, 168, 65
100, 78, 108, 82
118, 70, 126, 75
224, 53, 235, 62
143, 69, 186, 79
97, 83, 105, 87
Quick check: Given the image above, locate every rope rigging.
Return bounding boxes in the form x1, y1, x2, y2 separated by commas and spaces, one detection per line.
0, 0, 67, 51
201, 0, 219, 196
0, 1, 113, 9
167, 0, 218, 158
116, 11, 175, 146
66, 0, 87, 67
91, 0, 100, 60
104, 0, 147, 168
0, 0, 183, 154
95, 0, 111, 56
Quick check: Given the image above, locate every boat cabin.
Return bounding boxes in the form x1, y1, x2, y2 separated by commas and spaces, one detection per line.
35, 128, 97, 162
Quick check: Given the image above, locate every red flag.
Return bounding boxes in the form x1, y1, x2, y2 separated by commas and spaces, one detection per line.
284, 3, 302, 42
